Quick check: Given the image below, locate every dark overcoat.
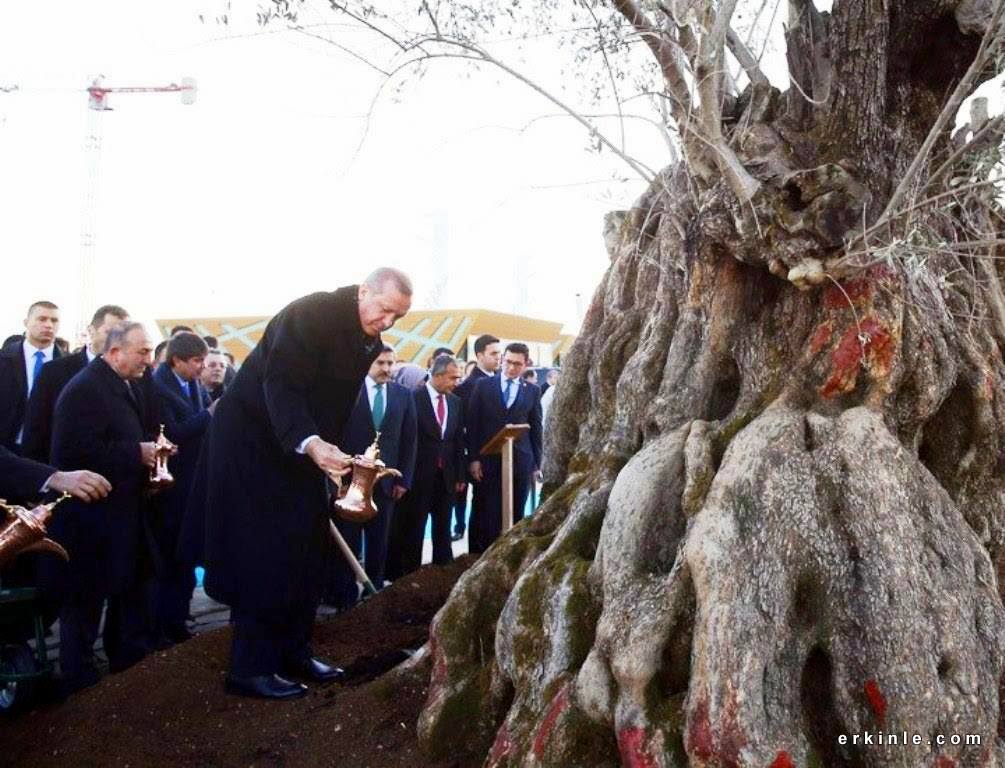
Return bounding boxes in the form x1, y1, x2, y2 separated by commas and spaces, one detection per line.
149, 363, 211, 573
22, 349, 88, 463
0, 445, 53, 502
42, 357, 149, 598
195, 286, 382, 619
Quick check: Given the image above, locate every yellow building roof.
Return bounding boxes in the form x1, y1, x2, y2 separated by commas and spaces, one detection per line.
158, 308, 573, 365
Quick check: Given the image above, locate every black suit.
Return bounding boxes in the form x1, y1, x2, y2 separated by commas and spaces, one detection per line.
326, 380, 416, 607
450, 367, 490, 536
149, 363, 211, 640
22, 349, 89, 463
191, 287, 382, 677
0, 445, 53, 503
388, 386, 464, 578
465, 375, 543, 553
42, 357, 152, 682
0, 341, 64, 452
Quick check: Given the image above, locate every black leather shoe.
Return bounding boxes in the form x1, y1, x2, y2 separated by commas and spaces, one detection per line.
225, 673, 307, 699
284, 657, 345, 683
451, 531, 464, 542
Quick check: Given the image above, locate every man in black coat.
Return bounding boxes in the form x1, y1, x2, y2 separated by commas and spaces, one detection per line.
465, 342, 543, 554
43, 322, 158, 693
325, 345, 416, 607
450, 334, 500, 541
0, 301, 63, 452
191, 268, 412, 700
22, 305, 130, 464
388, 355, 465, 578
150, 332, 214, 646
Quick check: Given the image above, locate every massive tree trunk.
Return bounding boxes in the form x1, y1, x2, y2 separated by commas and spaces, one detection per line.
410, 1, 1005, 765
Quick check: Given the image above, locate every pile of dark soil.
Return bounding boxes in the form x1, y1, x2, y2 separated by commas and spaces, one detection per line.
1, 558, 479, 768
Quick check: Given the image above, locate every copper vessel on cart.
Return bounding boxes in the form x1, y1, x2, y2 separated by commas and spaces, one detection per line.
0, 494, 70, 570
331, 434, 402, 524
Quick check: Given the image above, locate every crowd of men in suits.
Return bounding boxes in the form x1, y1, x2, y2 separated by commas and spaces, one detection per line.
0, 284, 556, 700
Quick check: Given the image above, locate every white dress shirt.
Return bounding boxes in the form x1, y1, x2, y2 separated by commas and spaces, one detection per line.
22, 340, 54, 394
425, 381, 448, 437
499, 375, 520, 409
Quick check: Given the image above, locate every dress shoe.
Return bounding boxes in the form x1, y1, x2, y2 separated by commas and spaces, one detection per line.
225, 673, 307, 700
165, 627, 195, 644
284, 657, 345, 683
451, 531, 464, 542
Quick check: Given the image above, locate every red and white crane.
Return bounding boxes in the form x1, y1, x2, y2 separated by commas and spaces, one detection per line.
79, 76, 196, 334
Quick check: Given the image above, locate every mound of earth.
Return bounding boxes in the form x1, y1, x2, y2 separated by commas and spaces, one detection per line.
1, 557, 478, 768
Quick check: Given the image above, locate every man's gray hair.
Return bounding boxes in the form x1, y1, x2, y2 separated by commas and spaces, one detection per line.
430, 354, 458, 376
104, 321, 145, 352
364, 267, 413, 296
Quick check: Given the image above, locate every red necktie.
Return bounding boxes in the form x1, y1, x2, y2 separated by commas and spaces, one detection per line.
436, 394, 446, 468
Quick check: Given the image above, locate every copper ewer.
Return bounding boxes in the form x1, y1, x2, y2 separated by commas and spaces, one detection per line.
148, 424, 178, 491
0, 493, 70, 570
331, 434, 403, 524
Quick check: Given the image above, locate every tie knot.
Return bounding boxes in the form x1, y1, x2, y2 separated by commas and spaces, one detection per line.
34, 350, 44, 360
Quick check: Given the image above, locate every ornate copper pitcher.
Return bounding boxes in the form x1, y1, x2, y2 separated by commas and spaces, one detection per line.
332, 434, 402, 524
0, 493, 70, 570
148, 424, 178, 490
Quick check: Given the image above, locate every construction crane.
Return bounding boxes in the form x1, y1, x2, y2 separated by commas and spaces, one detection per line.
79, 76, 197, 335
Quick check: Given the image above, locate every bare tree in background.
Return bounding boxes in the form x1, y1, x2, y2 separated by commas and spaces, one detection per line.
266, 1, 1005, 764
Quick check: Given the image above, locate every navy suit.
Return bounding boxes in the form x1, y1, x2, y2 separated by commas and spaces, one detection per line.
326, 380, 416, 607
22, 349, 89, 463
465, 375, 543, 553
0, 341, 64, 452
387, 387, 464, 579
149, 363, 212, 641
43, 357, 152, 682
450, 367, 490, 536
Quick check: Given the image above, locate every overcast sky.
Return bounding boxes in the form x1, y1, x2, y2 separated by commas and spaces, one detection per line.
0, 0, 673, 343
2, 1, 999, 344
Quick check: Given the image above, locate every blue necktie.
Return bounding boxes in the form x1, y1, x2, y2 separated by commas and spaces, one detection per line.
30, 350, 45, 394
372, 384, 385, 430
503, 378, 513, 409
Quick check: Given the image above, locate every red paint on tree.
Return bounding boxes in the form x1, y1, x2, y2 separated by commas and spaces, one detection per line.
686, 699, 715, 760
617, 727, 658, 768
935, 756, 957, 768
809, 322, 833, 355
769, 751, 795, 768
820, 317, 893, 398
486, 723, 514, 768
863, 679, 887, 724
824, 277, 873, 310
531, 683, 570, 758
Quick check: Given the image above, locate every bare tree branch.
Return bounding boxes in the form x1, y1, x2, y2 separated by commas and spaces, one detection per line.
726, 27, 769, 89
695, 0, 761, 202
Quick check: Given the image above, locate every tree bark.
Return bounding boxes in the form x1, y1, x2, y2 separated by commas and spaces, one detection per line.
411, 1, 1005, 765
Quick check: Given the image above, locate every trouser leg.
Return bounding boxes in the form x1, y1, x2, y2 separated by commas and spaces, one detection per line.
104, 582, 150, 670
58, 592, 102, 680
362, 493, 394, 588
230, 601, 318, 677
430, 473, 454, 565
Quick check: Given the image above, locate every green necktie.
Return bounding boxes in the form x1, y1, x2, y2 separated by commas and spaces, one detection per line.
372, 384, 385, 430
